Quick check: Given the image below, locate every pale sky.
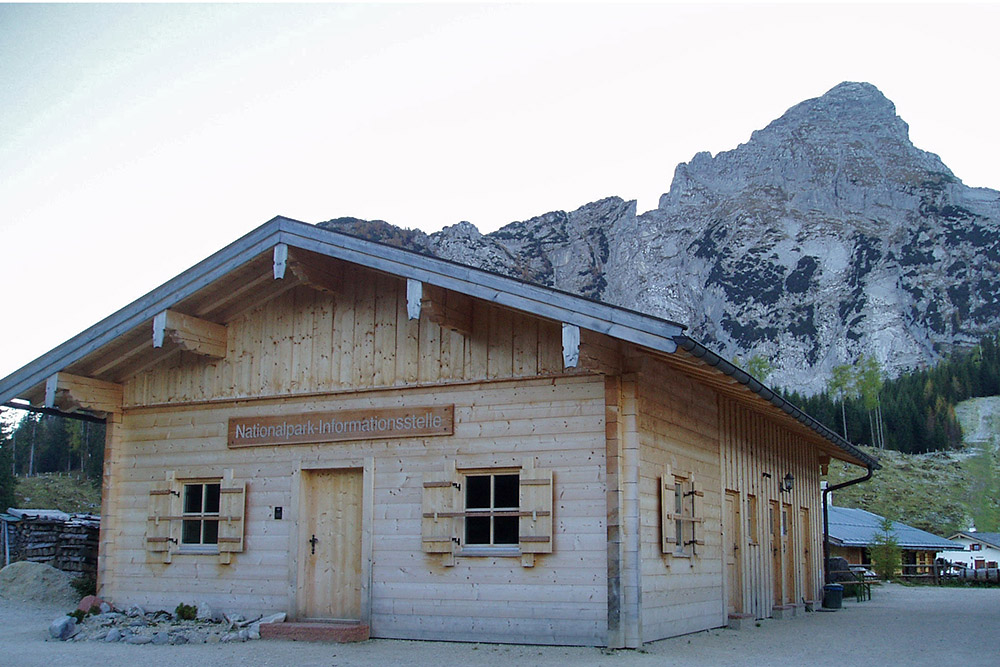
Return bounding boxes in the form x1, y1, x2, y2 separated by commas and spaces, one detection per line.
1, 2, 999, 381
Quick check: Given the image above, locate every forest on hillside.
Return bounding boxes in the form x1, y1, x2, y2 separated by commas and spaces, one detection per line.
782, 333, 1000, 453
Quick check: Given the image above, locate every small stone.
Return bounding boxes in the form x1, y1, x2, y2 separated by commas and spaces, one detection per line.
196, 601, 216, 621
238, 629, 250, 641
206, 633, 221, 644
152, 632, 170, 645
126, 634, 152, 645
105, 628, 122, 642
224, 612, 245, 627
170, 633, 188, 645
100, 602, 113, 614
49, 616, 77, 641
126, 605, 145, 618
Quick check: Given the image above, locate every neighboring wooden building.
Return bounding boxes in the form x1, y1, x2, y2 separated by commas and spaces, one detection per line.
826, 506, 953, 576
0, 217, 877, 647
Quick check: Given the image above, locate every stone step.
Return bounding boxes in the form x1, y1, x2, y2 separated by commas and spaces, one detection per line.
259, 621, 369, 642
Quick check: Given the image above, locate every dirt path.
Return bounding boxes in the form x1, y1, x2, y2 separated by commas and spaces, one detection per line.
2, 584, 997, 666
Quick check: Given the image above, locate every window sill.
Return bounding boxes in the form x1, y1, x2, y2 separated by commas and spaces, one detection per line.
176, 546, 220, 556
458, 546, 520, 558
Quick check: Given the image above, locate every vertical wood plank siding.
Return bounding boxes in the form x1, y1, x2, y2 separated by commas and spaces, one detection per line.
718, 396, 824, 619
637, 358, 724, 640
124, 271, 563, 408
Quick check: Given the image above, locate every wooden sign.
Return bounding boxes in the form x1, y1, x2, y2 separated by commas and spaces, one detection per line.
228, 405, 454, 448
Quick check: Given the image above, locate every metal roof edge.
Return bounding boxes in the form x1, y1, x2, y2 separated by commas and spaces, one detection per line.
672, 335, 881, 470
275, 219, 686, 353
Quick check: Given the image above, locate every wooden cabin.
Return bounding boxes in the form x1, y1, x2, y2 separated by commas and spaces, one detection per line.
0, 217, 877, 647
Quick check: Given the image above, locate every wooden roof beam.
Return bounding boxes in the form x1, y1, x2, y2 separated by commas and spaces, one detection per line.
420, 283, 472, 336
153, 310, 227, 359
282, 246, 343, 295
44, 372, 122, 415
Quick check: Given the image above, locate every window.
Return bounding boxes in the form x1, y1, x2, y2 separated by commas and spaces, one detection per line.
971, 543, 982, 551
747, 494, 759, 544
146, 470, 246, 564
464, 473, 519, 546
661, 466, 703, 557
181, 482, 221, 547
421, 459, 553, 566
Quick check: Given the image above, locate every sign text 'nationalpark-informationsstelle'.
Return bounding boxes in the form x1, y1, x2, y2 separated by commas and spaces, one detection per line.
227, 405, 454, 448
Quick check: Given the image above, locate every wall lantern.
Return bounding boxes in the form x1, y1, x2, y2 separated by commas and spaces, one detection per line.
781, 472, 795, 492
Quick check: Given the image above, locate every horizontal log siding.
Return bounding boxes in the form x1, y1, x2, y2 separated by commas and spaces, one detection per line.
103, 375, 609, 646
124, 272, 564, 407
719, 397, 824, 619
636, 359, 725, 641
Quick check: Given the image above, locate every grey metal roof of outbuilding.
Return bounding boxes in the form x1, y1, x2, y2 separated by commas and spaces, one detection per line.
0, 215, 878, 469
949, 532, 1000, 548
827, 506, 955, 550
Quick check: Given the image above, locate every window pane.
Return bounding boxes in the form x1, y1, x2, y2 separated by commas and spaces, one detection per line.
466, 516, 490, 544
184, 484, 203, 514
493, 475, 518, 508
182, 519, 201, 544
204, 484, 221, 514
466, 476, 490, 509
202, 519, 219, 545
494, 516, 518, 545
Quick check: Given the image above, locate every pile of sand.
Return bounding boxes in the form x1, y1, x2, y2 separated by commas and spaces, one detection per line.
0, 561, 78, 606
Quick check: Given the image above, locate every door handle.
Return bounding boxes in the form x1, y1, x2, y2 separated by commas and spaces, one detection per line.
309, 534, 319, 554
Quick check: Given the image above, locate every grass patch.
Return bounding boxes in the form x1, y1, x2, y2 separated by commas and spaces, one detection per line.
13, 473, 101, 513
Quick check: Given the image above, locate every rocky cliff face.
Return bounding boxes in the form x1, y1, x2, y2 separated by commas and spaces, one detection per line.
319, 82, 1000, 394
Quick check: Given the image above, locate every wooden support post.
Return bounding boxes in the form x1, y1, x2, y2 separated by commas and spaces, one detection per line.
562, 323, 580, 369
406, 279, 422, 321
152, 310, 227, 359
44, 372, 123, 415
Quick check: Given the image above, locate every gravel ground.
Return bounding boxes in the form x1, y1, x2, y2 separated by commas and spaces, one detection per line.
1, 583, 997, 666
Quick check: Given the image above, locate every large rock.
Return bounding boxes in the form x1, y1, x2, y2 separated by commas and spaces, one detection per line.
49, 615, 77, 640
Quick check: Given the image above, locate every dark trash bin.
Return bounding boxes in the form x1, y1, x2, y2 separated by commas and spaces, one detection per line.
822, 583, 843, 609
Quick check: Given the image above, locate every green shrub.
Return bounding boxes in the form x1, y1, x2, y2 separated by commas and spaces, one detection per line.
71, 575, 97, 599
175, 602, 198, 621
67, 609, 87, 623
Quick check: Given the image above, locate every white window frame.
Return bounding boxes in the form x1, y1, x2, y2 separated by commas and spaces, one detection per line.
179, 479, 222, 553
461, 469, 521, 555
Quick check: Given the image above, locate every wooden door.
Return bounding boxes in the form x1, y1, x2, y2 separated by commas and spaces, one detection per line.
301, 468, 363, 620
800, 507, 813, 601
724, 491, 743, 614
782, 503, 794, 604
770, 500, 782, 605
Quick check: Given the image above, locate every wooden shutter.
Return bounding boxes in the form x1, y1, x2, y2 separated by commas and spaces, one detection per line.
146, 472, 176, 564
218, 469, 246, 565
688, 474, 706, 553
660, 465, 675, 554
519, 458, 553, 565
422, 460, 459, 566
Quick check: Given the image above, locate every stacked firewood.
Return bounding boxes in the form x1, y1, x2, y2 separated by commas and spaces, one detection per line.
3, 511, 100, 576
